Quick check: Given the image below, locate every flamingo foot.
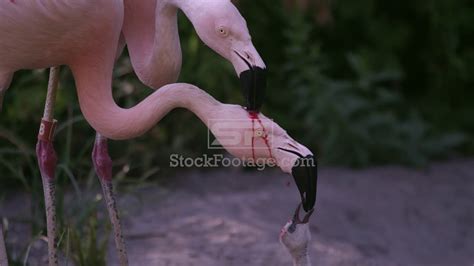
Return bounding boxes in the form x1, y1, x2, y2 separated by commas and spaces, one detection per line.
0, 222, 8, 266
92, 134, 128, 266
36, 138, 58, 266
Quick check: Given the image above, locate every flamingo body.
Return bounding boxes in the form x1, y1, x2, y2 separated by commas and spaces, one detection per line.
0, 0, 123, 71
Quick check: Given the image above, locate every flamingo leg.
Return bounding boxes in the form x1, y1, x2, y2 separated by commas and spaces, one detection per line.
36, 67, 60, 266
1, 75, 14, 266
92, 133, 128, 266
0, 222, 8, 266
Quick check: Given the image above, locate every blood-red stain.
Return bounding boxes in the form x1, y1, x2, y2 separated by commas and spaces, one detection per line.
248, 111, 274, 162
251, 117, 256, 161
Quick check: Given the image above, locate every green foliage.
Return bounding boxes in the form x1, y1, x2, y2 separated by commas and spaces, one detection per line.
0, 121, 111, 264
65, 209, 108, 266
276, 11, 466, 166
56, 165, 110, 266
0, 0, 473, 179
236, 0, 472, 166
1, 182, 110, 265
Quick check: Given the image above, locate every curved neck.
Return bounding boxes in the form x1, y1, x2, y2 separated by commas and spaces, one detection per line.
72, 63, 220, 140
123, 0, 194, 88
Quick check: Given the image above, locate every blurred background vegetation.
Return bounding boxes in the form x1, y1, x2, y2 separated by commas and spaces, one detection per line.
3, 0, 473, 174
0, 0, 473, 263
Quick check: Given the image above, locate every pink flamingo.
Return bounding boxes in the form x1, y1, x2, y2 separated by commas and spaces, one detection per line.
92, 0, 267, 264
0, 0, 316, 264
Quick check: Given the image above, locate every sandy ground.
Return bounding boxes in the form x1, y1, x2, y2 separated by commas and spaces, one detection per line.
1, 159, 474, 265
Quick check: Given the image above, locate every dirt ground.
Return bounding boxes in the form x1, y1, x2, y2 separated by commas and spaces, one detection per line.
1, 159, 474, 265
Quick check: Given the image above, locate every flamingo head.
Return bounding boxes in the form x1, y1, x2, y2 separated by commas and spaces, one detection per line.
208, 106, 317, 211
181, 0, 267, 111
280, 204, 313, 258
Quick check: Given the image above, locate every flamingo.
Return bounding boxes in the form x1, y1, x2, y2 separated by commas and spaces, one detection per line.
67, 0, 267, 263
99, 2, 267, 263
0, 0, 317, 264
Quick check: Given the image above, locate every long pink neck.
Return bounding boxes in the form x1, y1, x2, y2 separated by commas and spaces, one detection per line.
122, 0, 184, 88
72, 62, 220, 140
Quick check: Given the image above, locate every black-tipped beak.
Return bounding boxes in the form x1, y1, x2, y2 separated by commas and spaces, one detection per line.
235, 52, 267, 112
291, 155, 318, 212
239, 67, 266, 112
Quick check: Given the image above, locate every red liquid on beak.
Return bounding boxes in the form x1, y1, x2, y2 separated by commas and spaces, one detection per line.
248, 111, 273, 162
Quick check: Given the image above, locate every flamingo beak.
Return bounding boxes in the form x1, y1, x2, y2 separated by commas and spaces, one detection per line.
291, 155, 318, 212
288, 204, 314, 233
233, 51, 267, 112
239, 66, 266, 112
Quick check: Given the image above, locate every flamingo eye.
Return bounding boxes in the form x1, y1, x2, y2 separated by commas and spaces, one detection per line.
216, 26, 229, 37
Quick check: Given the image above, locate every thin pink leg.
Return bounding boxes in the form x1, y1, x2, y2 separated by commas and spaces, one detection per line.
92, 133, 128, 266
0, 91, 6, 265
0, 222, 8, 266
37, 67, 60, 266
36, 132, 58, 266
1, 71, 13, 242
